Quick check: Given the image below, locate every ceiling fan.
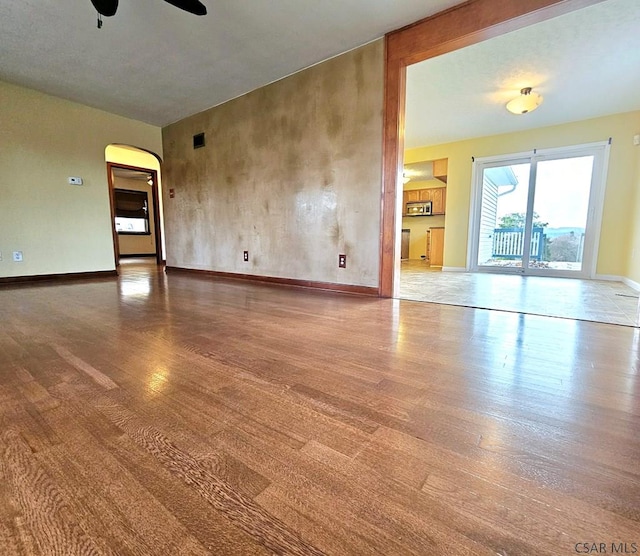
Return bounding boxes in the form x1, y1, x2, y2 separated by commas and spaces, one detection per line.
91, 0, 207, 27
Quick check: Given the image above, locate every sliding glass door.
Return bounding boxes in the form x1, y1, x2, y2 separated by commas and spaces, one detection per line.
476, 161, 531, 270
470, 142, 608, 278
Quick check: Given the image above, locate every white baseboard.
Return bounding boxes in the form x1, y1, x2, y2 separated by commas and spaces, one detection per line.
593, 274, 640, 292
442, 266, 467, 272
623, 277, 640, 292
594, 274, 622, 282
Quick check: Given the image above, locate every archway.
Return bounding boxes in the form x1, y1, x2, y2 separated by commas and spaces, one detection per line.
105, 145, 165, 267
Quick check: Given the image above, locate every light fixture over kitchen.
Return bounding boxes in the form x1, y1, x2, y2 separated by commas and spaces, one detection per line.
506, 87, 543, 115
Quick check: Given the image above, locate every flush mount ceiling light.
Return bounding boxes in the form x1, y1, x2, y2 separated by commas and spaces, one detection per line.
506, 87, 543, 115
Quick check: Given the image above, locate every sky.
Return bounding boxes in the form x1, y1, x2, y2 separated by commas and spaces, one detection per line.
494, 155, 594, 229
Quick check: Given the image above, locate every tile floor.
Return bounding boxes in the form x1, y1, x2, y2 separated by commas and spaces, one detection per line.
399, 260, 640, 327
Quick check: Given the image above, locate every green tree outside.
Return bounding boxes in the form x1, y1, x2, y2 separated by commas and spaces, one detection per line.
498, 212, 548, 229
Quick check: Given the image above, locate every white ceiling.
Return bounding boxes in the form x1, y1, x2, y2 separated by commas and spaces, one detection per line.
0, 0, 462, 127
405, 0, 640, 149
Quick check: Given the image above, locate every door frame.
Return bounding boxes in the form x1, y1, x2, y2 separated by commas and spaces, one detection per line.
467, 141, 610, 278
379, 0, 607, 297
107, 162, 163, 266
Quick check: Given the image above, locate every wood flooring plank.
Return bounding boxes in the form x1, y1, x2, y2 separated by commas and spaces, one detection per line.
216, 423, 493, 555
36, 442, 211, 556
255, 484, 412, 556
50, 392, 271, 556
105, 435, 274, 555
0, 520, 21, 556
88, 392, 326, 555
2, 261, 639, 554
302, 438, 561, 556
364, 426, 640, 539
52, 346, 119, 390
1, 428, 111, 556
421, 467, 640, 549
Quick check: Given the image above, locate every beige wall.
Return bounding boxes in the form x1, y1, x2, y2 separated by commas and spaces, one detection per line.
162, 41, 384, 287
113, 177, 157, 256
405, 111, 640, 277
0, 81, 162, 278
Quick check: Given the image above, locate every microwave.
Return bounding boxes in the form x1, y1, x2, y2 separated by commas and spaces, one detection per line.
406, 201, 432, 216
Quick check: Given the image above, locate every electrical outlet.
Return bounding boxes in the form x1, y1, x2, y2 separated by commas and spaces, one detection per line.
338, 254, 346, 268
0, 251, 3, 261
243, 250, 249, 262
13, 251, 23, 262
68, 176, 83, 185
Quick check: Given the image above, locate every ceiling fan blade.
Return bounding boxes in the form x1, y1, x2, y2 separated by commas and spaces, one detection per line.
163, 0, 207, 16
91, 0, 118, 16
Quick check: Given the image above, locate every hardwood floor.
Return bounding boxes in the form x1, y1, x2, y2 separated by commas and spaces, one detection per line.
1, 260, 639, 555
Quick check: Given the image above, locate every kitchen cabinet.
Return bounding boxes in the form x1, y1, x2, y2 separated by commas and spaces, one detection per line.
402, 190, 421, 216
433, 158, 448, 183
405, 190, 421, 203
427, 227, 445, 267
418, 189, 432, 202
412, 187, 446, 214
403, 186, 446, 216
428, 187, 446, 215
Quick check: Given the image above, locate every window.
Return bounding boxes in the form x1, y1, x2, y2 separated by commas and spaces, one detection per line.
114, 189, 150, 235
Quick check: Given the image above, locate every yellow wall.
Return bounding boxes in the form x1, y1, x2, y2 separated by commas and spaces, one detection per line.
405, 111, 640, 276
626, 138, 640, 285
0, 81, 162, 278
402, 179, 446, 259
162, 41, 384, 286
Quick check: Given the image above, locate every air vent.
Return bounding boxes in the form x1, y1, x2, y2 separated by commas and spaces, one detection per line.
193, 132, 205, 149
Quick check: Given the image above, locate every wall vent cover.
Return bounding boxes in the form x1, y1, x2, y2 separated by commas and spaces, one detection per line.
193, 132, 205, 149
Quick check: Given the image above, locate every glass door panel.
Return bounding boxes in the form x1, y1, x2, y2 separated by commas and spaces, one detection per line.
477, 163, 531, 271
527, 156, 594, 273
472, 142, 607, 279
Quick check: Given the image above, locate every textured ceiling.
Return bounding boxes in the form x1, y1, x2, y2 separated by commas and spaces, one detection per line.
0, 0, 462, 127
405, 0, 640, 148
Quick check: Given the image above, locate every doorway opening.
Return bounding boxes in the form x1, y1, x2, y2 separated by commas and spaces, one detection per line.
105, 145, 164, 267
109, 165, 162, 265
382, 0, 640, 327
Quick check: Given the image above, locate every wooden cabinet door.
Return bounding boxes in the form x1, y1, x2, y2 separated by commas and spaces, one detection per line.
402, 191, 408, 215
429, 188, 442, 212
406, 190, 420, 203
419, 189, 432, 202
428, 227, 445, 267
433, 158, 448, 183
430, 188, 446, 214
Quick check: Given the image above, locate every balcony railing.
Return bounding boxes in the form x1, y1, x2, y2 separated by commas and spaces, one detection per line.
492, 227, 545, 260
